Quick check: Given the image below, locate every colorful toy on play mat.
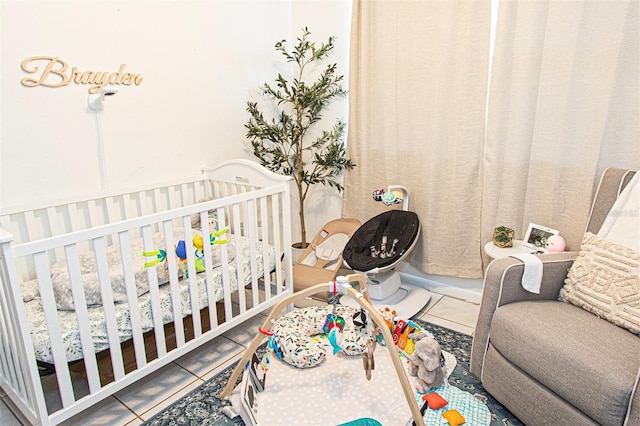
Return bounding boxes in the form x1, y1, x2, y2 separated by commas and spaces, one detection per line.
371, 188, 404, 206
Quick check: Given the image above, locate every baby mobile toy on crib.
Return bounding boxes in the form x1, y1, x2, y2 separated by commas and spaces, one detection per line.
138, 215, 229, 277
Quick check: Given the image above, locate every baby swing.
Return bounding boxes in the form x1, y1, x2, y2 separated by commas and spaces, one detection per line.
341, 186, 432, 318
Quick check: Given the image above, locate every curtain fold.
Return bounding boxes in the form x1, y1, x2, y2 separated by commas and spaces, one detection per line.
346, 0, 639, 278
482, 0, 640, 267
344, 0, 492, 278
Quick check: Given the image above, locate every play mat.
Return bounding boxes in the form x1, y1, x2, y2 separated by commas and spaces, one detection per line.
222, 278, 492, 426
245, 335, 490, 425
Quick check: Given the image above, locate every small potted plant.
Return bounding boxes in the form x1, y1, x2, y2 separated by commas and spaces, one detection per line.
245, 28, 355, 249
493, 226, 515, 248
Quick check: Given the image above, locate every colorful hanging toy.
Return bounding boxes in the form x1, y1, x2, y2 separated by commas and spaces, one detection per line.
371, 188, 403, 206
259, 326, 284, 361
139, 218, 230, 276
324, 280, 345, 355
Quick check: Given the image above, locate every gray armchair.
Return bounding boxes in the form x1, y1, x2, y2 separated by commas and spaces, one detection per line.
471, 168, 639, 425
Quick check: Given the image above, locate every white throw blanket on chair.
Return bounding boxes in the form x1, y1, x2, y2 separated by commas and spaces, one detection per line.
598, 173, 640, 251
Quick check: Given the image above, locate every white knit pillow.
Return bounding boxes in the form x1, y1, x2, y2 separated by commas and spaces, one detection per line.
559, 232, 640, 335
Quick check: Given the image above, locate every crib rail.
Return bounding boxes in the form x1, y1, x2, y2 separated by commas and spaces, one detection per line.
0, 160, 293, 425
0, 176, 212, 282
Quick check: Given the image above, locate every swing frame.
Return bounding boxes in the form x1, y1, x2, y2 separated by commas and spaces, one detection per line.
219, 273, 425, 426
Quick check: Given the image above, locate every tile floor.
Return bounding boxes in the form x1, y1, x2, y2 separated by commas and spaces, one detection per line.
0, 290, 481, 426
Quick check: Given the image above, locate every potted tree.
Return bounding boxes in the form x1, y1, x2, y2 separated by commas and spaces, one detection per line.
245, 27, 355, 249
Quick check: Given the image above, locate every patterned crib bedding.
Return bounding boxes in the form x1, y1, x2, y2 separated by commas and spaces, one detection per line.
23, 236, 276, 363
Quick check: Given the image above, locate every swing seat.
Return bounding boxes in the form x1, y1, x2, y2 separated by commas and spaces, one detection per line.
293, 218, 361, 294
343, 210, 420, 273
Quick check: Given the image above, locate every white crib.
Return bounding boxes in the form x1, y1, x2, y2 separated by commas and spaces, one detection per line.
0, 159, 293, 425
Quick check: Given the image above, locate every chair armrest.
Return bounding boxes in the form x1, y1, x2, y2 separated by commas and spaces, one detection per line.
627, 366, 640, 426
470, 252, 577, 379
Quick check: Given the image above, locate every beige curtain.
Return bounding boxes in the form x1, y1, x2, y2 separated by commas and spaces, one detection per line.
346, 0, 639, 278
344, 0, 492, 278
482, 0, 640, 266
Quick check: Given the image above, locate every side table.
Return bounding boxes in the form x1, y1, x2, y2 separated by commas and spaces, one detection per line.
484, 240, 535, 259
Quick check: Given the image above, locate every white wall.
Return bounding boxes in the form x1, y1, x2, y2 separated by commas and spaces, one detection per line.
1, 0, 352, 242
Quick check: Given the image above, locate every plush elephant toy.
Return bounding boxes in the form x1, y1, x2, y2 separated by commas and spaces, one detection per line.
407, 332, 444, 393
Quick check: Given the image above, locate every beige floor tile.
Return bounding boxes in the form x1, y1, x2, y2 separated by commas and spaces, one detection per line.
114, 362, 199, 415
201, 351, 244, 383
174, 335, 245, 378
425, 296, 480, 328
60, 395, 137, 426
125, 417, 144, 426
221, 314, 267, 346
138, 378, 204, 421
415, 292, 443, 317
418, 314, 475, 336
40, 370, 90, 414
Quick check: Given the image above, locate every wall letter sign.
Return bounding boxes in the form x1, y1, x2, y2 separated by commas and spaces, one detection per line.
21, 56, 143, 94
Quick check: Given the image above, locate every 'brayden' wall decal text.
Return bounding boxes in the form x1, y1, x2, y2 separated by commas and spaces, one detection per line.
21, 56, 143, 94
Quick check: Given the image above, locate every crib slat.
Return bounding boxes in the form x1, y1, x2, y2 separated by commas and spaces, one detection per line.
246, 199, 260, 309
180, 184, 190, 206
105, 196, 118, 225
87, 199, 99, 229
259, 196, 272, 299
167, 186, 179, 211
93, 237, 126, 381
200, 211, 217, 330
123, 194, 139, 223
162, 221, 185, 348
271, 195, 284, 294
229, 204, 243, 317
66, 203, 81, 232
142, 226, 167, 358
46, 207, 66, 263
22, 211, 38, 243
33, 252, 76, 408
139, 191, 155, 233
153, 188, 163, 213
0, 275, 22, 394
183, 220, 202, 338
64, 245, 102, 393
215, 207, 232, 321
118, 231, 148, 372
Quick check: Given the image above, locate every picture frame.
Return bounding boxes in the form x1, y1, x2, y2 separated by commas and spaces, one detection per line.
523, 223, 560, 252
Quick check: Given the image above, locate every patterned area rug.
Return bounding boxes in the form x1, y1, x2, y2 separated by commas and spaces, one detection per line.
142, 320, 523, 425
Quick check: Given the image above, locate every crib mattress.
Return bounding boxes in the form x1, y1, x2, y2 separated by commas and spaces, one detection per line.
23, 237, 276, 364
